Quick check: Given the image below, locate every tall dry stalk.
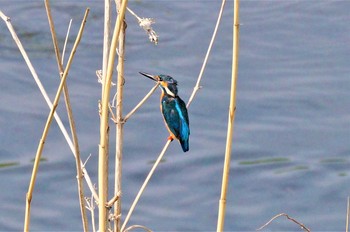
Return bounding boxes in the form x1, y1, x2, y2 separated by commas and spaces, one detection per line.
99, 0, 128, 231
114, 0, 127, 230
346, 197, 349, 232
44, 1, 88, 231
217, 0, 240, 231
103, 0, 111, 84
101, 1, 111, 230
23, 9, 90, 231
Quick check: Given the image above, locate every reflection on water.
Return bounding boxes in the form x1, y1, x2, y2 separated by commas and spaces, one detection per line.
0, 161, 19, 168
1, 1, 350, 231
239, 157, 290, 166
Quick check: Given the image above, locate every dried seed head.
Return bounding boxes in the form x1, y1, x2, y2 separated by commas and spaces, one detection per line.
138, 18, 158, 45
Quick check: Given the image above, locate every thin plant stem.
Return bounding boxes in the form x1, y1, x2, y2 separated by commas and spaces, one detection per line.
99, 0, 128, 231
126, 7, 158, 45
114, 1, 127, 231
107, 193, 120, 208
346, 197, 349, 232
24, 8, 90, 232
216, 0, 239, 231
257, 213, 311, 232
124, 83, 159, 122
86, 190, 97, 232
121, 140, 171, 231
101, 1, 111, 230
62, 19, 72, 65
91, 199, 96, 232
103, 0, 111, 90
44, 1, 88, 231
127, 7, 141, 21
0, 11, 98, 203
187, 0, 226, 109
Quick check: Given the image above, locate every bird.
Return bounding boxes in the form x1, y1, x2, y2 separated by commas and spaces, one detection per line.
139, 72, 190, 152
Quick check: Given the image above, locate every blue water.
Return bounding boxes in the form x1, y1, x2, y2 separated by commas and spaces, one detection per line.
1, 1, 350, 231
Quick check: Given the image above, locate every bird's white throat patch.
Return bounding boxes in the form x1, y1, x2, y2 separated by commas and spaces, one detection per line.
163, 86, 175, 97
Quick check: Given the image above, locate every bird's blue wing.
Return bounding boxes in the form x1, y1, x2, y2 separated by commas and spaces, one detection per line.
175, 97, 190, 138
162, 96, 190, 152
175, 97, 190, 152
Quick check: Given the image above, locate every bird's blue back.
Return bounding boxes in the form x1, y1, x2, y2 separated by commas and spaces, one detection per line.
161, 95, 190, 152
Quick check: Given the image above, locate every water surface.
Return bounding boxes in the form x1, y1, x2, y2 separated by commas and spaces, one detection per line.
1, 1, 350, 231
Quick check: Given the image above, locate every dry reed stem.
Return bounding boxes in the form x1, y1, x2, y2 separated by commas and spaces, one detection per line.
99, 0, 128, 231
103, 0, 111, 87
216, 0, 238, 231
121, 140, 171, 231
186, 0, 226, 109
23, 8, 90, 231
0, 10, 98, 203
101, 1, 111, 231
257, 213, 311, 232
114, 1, 127, 230
44, 1, 88, 231
346, 197, 349, 232
62, 19, 72, 65
85, 189, 97, 232
102, 0, 112, 197
107, 192, 120, 208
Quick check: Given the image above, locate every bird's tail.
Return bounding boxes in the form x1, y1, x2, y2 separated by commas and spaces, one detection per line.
180, 138, 189, 152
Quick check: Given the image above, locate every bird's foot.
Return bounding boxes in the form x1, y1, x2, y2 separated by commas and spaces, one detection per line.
167, 135, 174, 141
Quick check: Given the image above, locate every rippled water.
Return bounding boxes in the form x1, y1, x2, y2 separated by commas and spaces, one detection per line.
1, 1, 350, 231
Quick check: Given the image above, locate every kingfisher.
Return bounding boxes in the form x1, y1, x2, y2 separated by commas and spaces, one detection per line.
139, 72, 190, 152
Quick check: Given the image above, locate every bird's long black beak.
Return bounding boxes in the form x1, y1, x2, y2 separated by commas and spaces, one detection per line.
139, 72, 159, 82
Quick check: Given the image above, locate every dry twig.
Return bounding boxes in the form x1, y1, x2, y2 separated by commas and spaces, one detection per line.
257, 213, 311, 232
124, 224, 153, 232
85, 187, 98, 232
